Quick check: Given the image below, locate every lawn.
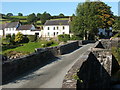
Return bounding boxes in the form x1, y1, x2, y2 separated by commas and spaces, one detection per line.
2, 41, 59, 55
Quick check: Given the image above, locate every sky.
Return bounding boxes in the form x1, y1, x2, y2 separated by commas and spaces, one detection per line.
1, 1, 119, 16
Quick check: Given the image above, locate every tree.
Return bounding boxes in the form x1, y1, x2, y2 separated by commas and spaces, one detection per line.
59, 13, 64, 17
37, 13, 41, 20
27, 13, 37, 24
112, 16, 120, 31
14, 32, 24, 43
71, 1, 114, 40
40, 12, 51, 24
18, 13, 23, 16
6, 13, 13, 16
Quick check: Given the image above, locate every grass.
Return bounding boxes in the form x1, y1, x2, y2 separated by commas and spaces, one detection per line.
2, 41, 59, 55
20, 20, 27, 22
50, 18, 69, 20
10, 16, 27, 19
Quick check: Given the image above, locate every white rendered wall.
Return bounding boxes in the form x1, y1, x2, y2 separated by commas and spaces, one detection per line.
42, 25, 69, 37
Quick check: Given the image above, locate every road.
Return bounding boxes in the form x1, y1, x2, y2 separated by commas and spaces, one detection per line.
2, 44, 94, 88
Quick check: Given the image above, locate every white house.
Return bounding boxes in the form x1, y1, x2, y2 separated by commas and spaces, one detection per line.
0, 24, 6, 36
98, 27, 113, 37
16, 25, 41, 37
42, 20, 70, 38
1, 22, 41, 37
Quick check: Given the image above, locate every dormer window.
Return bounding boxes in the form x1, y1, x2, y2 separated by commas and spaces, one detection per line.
63, 26, 65, 30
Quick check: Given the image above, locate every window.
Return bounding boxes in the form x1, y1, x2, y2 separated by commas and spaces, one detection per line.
56, 32, 58, 35
53, 32, 55, 36
48, 32, 50, 36
53, 27, 55, 30
48, 27, 50, 30
63, 32, 65, 34
63, 26, 65, 30
57, 26, 59, 30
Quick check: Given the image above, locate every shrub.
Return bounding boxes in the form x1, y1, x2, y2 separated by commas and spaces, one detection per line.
27, 35, 37, 42
70, 35, 83, 40
10, 34, 15, 45
58, 34, 70, 42
21, 35, 29, 43
14, 32, 24, 43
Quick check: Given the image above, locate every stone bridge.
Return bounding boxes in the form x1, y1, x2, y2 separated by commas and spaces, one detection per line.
62, 39, 120, 89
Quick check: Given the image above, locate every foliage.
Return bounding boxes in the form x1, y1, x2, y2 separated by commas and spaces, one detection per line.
37, 13, 41, 20
112, 16, 120, 31
112, 47, 120, 64
58, 34, 70, 42
10, 34, 16, 45
18, 13, 23, 16
6, 13, 13, 16
113, 32, 120, 38
40, 12, 51, 24
70, 35, 83, 40
14, 32, 24, 43
71, 1, 114, 40
27, 35, 37, 42
27, 13, 37, 24
59, 13, 64, 17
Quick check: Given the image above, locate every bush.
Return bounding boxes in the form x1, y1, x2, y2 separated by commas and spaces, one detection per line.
14, 32, 24, 43
40, 40, 55, 47
27, 35, 37, 42
58, 34, 70, 42
21, 36, 29, 43
70, 35, 83, 40
10, 34, 15, 45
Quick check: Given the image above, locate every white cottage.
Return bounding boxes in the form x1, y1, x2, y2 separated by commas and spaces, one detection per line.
42, 20, 70, 38
1, 22, 41, 37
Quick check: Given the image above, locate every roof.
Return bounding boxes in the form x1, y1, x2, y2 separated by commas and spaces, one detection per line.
17, 25, 32, 30
0, 24, 6, 30
5, 22, 19, 28
44, 20, 69, 26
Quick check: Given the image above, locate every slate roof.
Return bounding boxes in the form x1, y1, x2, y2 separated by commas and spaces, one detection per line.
0, 24, 6, 30
5, 22, 19, 28
17, 25, 33, 30
44, 20, 69, 26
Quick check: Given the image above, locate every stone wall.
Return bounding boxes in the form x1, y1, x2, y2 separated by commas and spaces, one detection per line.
2, 41, 80, 84
62, 41, 120, 89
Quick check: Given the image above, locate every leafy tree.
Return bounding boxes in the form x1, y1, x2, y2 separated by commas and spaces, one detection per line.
37, 13, 41, 20
18, 13, 23, 16
6, 13, 13, 16
112, 16, 120, 31
40, 12, 51, 24
59, 13, 64, 17
27, 13, 37, 24
71, 1, 114, 40
14, 32, 24, 43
